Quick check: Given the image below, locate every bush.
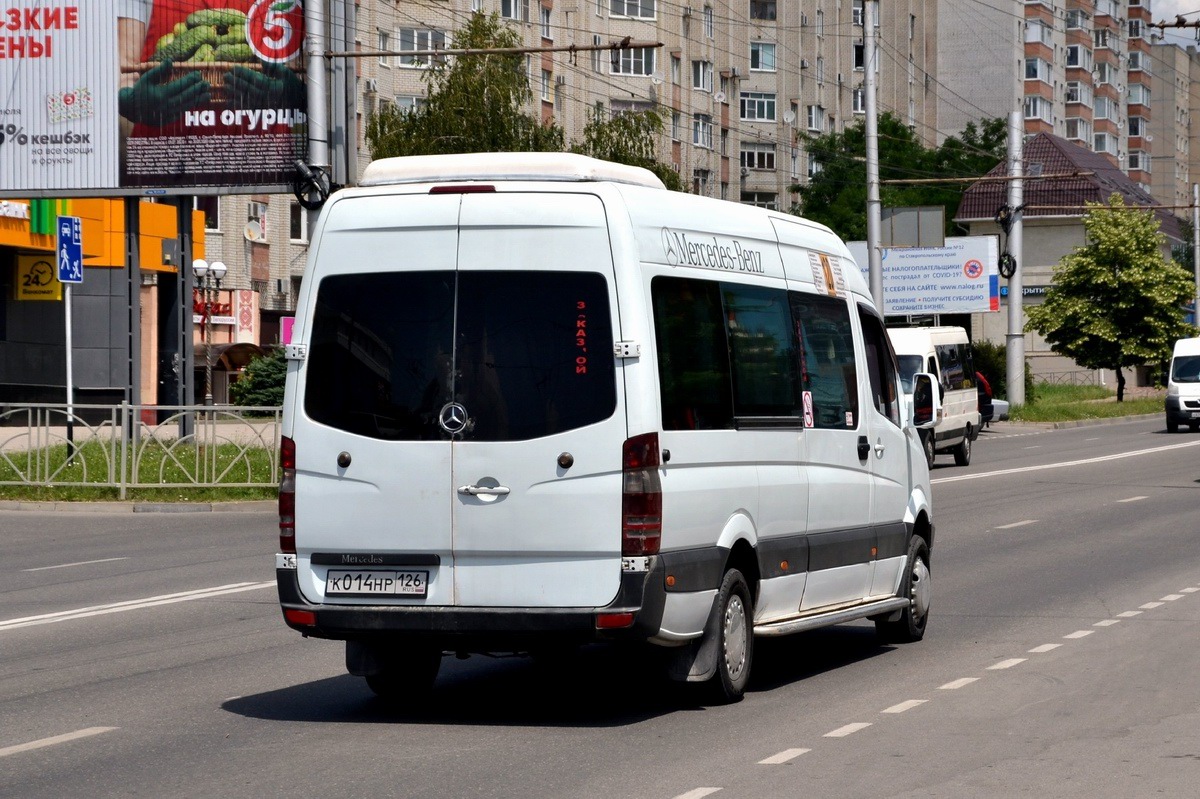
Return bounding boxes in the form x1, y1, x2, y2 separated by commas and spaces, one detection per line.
972, 339, 1034, 401
229, 347, 286, 408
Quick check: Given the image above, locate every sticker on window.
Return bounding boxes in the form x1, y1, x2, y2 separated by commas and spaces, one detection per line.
803, 391, 814, 428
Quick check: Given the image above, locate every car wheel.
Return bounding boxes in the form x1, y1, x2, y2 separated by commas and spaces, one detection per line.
876, 535, 931, 644
365, 649, 442, 700
708, 569, 753, 704
1167, 417, 1179, 433
953, 425, 972, 466
1190, 422, 1199, 433
921, 430, 935, 468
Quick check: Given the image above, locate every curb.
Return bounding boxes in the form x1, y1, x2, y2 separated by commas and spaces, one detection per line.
983, 412, 1162, 432
0, 500, 276, 513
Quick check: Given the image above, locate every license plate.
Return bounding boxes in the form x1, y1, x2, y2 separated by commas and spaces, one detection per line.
326, 570, 429, 597
1191, 412, 1200, 419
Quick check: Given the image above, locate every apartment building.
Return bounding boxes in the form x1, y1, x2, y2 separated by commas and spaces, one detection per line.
1149, 42, 1199, 210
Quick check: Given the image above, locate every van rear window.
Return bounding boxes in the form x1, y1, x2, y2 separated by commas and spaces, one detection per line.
305, 271, 617, 441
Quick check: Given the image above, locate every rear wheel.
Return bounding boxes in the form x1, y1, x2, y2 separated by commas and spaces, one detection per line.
708, 569, 753, 704
876, 535, 931, 644
953, 425, 973, 466
363, 648, 443, 700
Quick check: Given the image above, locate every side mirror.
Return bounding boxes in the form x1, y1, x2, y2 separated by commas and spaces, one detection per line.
911, 372, 939, 429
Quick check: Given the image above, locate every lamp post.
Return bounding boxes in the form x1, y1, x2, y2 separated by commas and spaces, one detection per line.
192, 258, 226, 406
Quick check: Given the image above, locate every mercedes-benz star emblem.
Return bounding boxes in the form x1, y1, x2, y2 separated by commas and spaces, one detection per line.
438, 402, 469, 435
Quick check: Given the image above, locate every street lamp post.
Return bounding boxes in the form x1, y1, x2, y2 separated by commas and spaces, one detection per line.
192, 258, 226, 406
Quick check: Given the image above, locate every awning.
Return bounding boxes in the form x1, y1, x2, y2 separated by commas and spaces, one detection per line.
194, 342, 266, 370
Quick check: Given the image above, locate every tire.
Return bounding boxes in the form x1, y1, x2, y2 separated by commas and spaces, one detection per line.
876, 535, 931, 644
1167, 417, 1179, 433
364, 649, 443, 700
1190, 422, 1199, 433
708, 569, 754, 704
953, 425, 972, 466
921, 430, 935, 468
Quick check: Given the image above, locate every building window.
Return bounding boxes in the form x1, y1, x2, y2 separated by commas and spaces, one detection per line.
540, 70, 551, 101
540, 5, 552, 38
1128, 151, 1149, 172
692, 169, 711, 195
1065, 81, 1092, 107
1129, 19, 1143, 39
852, 88, 865, 114
692, 113, 712, 148
739, 91, 776, 122
806, 104, 824, 131
397, 28, 445, 68
377, 29, 390, 66
671, 54, 681, 84
1128, 115, 1146, 137
502, 0, 526, 21
1065, 44, 1092, 71
740, 142, 776, 170
1025, 20, 1052, 46
1095, 95, 1116, 121
853, 42, 865, 70
194, 197, 220, 231
741, 192, 778, 209
750, 42, 776, 71
289, 201, 308, 242
808, 154, 822, 178
1025, 57, 1050, 83
1093, 28, 1112, 49
1065, 117, 1092, 142
612, 47, 655, 76
1128, 51, 1148, 73
1023, 95, 1051, 122
611, 0, 655, 18
750, 0, 775, 21
1094, 131, 1116, 155
692, 60, 713, 91
1066, 9, 1089, 28
671, 111, 681, 140
1128, 83, 1150, 105
703, 5, 713, 37
852, 0, 863, 26
1094, 61, 1114, 85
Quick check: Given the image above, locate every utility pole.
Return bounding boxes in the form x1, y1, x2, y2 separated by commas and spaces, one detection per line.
864, 0, 883, 312
305, 0, 330, 233
1193, 183, 1199, 324
1006, 111, 1026, 407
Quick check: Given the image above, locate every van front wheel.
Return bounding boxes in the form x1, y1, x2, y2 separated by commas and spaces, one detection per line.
876, 535, 931, 644
709, 569, 754, 703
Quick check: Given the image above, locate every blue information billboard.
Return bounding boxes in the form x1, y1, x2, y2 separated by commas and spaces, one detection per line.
57, 215, 83, 284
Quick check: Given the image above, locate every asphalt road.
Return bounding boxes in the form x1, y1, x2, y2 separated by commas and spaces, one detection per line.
2, 416, 1199, 798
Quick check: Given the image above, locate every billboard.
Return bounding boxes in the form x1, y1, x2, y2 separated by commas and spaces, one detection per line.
847, 236, 1000, 316
0, 0, 306, 197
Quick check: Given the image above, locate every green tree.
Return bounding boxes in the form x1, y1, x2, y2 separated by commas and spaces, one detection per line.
571, 105, 685, 191
229, 348, 286, 409
792, 114, 1006, 242
1025, 195, 1197, 401
366, 13, 564, 158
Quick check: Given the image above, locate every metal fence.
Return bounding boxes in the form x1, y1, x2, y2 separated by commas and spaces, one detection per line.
0, 403, 282, 498
1036, 370, 1103, 387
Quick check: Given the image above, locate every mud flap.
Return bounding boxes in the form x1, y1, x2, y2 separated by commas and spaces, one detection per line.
665, 593, 721, 683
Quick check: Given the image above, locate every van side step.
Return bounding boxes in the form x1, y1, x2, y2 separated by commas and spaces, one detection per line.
753, 597, 910, 638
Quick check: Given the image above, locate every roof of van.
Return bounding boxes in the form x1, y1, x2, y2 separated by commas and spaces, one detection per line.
1173, 337, 1200, 356
360, 152, 667, 190
886, 326, 970, 348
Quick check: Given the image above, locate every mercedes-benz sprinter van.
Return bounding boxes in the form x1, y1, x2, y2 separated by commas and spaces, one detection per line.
276, 153, 937, 704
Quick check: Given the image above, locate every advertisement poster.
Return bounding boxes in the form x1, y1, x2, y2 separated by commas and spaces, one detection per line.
0, 0, 306, 196
847, 236, 1000, 316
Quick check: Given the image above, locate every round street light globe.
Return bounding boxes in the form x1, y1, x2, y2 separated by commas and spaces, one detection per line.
210, 261, 227, 280
192, 258, 208, 278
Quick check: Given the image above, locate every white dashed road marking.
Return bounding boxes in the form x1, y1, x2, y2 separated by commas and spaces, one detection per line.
758, 749, 810, 765
1182, 587, 1200, 594
1117, 496, 1148, 503
0, 727, 117, 758
932, 440, 1200, 484
939, 678, 980, 690
825, 723, 871, 738
1064, 630, 1094, 639
1161, 594, 1184, 601
22, 557, 129, 572
1117, 610, 1142, 617
1094, 619, 1121, 627
1140, 602, 1164, 609
672, 789, 722, 799
1028, 643, 1062, 653
996, 519, 1038, 529
987, 658, 1026, 670
882, 700, 927, 714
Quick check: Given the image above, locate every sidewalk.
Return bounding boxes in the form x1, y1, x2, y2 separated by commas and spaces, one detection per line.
0, 499, 276, 513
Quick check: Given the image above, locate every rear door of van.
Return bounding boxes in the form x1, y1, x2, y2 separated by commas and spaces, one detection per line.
293, 190, 626, 610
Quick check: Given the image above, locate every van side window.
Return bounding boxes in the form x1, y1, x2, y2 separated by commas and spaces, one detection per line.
934, 343, 974, 390
858, 308, 902, 427
652, 277, 736, 430
792, 292, 858, 429
723, 284, 800, 417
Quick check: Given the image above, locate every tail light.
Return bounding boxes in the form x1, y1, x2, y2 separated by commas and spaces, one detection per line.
279, 436, 296, 554
622, 432, 662, 556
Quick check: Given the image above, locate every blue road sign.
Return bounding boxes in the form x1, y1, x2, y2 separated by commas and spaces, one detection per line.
57, 215, 83, 284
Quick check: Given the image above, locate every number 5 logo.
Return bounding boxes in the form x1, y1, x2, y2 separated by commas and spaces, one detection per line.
247, 0, 306, 64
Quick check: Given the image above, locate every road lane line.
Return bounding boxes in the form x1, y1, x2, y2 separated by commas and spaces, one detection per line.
1181, 587, 1200, 594
1160, 594, 1184, 601
0, 727, 117, 758
1116, 611, 1142, 618
1029, 643, 1062, 653
825, 723, 871, 737
758, 748, 810, 765
882, 699, 927, 714
1064, 630, 1094, 639
672, 789, 722, 799
1140, 602, 1164, 609
939, 678, 979, 690
22, 557, 129, 572
1117, 496, 1148, 503
996, 520, 1038, 529
932, 440, 1200, 484
1095, 619, 1121, 627
987, 658, 1026, 670
0, 581, 275, 632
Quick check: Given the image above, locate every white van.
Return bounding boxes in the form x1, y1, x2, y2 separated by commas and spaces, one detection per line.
1165, 337, 1200, 432
276, 153, 937, 703
888, 326, 981, 467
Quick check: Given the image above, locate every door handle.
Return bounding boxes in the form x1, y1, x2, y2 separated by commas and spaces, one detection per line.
873, 441, 885, 458
458, 485, 511, 496
857, 435, 870, 460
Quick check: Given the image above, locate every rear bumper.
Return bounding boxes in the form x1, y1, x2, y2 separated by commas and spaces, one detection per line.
277, 560, 667, 650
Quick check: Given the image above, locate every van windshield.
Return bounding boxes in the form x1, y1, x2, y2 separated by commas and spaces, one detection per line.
896, 354, 923, 393
304, 270, 617, 441
1172, 354, 1200, 383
